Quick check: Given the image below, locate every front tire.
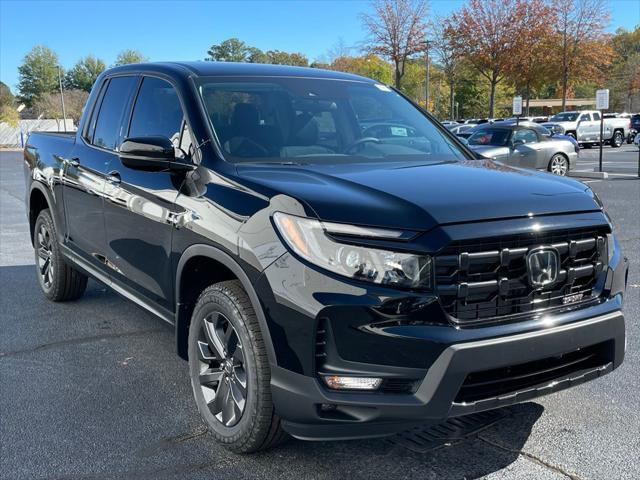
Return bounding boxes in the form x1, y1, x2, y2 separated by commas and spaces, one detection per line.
188, 280, 287, 453
549, 154, 569, 176
34, 209, 88, 301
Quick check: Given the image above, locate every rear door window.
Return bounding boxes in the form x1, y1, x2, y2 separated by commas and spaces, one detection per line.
92, 76, 138, 150
592, 112, 601, 121
513, 128, 538, 144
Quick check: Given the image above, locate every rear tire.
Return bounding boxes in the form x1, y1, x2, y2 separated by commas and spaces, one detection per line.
34, 209, 88, 301
610, 130, 623, 148
549, 154, 569, 176
188, 280, 287, 453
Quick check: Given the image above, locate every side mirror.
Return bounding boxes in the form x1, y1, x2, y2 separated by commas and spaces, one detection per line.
512, 138, 525, 148
119, 136, 193, 172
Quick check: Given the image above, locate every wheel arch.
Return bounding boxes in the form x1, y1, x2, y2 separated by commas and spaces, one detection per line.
175, 244, 276, 365
28, 182, 55, 245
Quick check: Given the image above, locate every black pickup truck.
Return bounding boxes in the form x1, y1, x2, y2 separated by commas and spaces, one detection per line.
24, 62, 628, 453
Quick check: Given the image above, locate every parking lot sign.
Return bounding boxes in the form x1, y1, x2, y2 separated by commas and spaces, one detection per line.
596, 89, 609, 110
596, 89, 609, 172
512, 96, 522, 116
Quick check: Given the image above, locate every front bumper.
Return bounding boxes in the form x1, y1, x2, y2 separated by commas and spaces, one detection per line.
256, 212, 628, 440
272, 308, 625, 440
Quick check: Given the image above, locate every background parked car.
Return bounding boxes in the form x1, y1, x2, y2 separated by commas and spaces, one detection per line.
465, 122, 578, 175
454, 124, 480, 139
628, 113, 640, 143
447, 124, 477, 136
542, 110, 630, 148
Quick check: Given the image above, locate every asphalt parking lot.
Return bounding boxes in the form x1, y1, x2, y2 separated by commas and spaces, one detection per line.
1, 148, 638, 480
571, 143, 640, 179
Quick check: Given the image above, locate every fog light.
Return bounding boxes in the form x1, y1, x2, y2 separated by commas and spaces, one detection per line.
322, 375, 382, 391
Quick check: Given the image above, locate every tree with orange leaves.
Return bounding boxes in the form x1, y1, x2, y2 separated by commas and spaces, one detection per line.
505, 0, 556, 115
550, 0, 611, 111
448, 0, 527, 118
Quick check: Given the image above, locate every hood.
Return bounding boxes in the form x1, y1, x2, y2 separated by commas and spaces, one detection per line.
543, 121, 570, 131
235, 159, 600, 231
466, 145, 510, 158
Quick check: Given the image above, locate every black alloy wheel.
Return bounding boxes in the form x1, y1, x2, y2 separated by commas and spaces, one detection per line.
188, 280, 286, 453
36, 221, 55, 289
196, 311, 247, 427
33, 209, 87, 301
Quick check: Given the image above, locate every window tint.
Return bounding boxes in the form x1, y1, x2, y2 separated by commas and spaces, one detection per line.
92, 76, 137, 150
514, 129, 538, 144
84, 81, 107, 143
468, 128, 511, 146
198, 78, 466, 163
592, 112, 601, 121
129, 77, 184, 145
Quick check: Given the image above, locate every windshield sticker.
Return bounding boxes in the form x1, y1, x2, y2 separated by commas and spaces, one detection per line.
390, 127, 408, 137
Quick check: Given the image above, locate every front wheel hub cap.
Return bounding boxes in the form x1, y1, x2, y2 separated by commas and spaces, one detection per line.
196, 312, 247, 427
37, 223, 54, 288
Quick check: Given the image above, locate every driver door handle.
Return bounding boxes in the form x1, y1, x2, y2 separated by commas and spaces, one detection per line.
106, 170, 121, 185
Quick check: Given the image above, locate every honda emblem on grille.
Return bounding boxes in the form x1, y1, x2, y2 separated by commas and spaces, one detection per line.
526, 247, 560, 288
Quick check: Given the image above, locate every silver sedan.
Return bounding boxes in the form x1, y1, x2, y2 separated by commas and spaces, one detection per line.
465, 122, 579, 175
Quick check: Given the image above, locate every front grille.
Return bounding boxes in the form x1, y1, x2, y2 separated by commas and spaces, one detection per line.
435, 228, 608, 323
455, 341, 613, 403
381, 378, 417, 393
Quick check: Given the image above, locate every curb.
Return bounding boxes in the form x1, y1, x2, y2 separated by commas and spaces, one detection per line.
568, 171, 609, 179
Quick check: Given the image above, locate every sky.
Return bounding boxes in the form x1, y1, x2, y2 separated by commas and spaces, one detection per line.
1, 0, 639, 93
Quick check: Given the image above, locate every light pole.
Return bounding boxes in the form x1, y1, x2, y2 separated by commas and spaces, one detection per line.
57, 65, 67, 133
424, 39, 430, 112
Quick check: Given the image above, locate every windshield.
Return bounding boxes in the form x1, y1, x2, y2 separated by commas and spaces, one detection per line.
550, 112, 579, 122
197, 77, 467, 164
467, 128, 511, 146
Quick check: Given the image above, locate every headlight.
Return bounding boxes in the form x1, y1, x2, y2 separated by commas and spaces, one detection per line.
273, 212, 432, 289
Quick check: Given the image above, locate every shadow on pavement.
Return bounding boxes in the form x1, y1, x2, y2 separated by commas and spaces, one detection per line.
0, 263, 545, 480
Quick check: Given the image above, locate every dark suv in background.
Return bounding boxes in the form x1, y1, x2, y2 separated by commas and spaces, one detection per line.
629, 113, 640, 143
24, 62, 628, 453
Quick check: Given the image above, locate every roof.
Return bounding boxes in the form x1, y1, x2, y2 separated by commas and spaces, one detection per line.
106, 61, 376, 83
473, 121, 550, 132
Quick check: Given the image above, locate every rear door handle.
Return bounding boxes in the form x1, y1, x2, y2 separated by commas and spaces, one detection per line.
106, 170, 121, 185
